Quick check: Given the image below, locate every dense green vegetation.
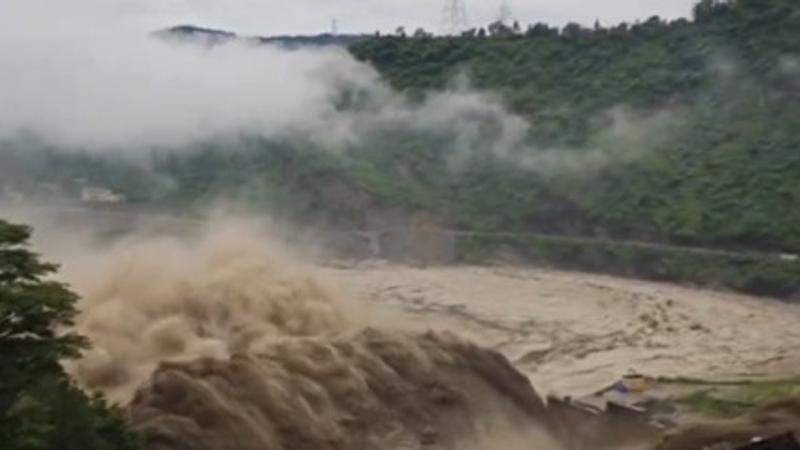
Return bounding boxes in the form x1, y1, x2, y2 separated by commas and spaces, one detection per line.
676, 377, 800, 418
0, 220, 140, 450
2, 0, 799, 297
349, 0, 800, 253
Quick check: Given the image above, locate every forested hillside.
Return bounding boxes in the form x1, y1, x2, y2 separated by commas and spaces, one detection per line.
348, 0, 800, 253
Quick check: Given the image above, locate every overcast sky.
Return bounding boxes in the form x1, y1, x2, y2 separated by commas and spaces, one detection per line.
59, 0, 698, 36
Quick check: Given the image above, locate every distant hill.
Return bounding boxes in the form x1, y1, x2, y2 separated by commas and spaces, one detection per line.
153, 25, 238, 46
155, 24, 369, 48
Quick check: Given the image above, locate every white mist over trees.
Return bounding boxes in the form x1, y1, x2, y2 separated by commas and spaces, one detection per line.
0, 0, 536, 155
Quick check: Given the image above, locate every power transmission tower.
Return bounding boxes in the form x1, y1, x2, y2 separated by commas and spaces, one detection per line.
498, 0, 512, 24
441, 0, 468, 35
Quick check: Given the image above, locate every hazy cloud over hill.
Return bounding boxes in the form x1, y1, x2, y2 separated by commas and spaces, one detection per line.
0, 0, 691, 175
0, 0, 529, 153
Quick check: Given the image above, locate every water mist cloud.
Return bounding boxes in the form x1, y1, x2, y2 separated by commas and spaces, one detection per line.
0, 0, 536, 161
0, 1, 383, 150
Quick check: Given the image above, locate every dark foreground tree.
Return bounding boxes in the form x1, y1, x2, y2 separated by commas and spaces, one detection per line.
0, 219, 139, 450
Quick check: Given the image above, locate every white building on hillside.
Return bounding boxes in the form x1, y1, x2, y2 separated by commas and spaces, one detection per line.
81, 186, 126, 204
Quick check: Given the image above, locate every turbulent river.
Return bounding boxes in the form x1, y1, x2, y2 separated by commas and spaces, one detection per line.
6, 206, 800, 450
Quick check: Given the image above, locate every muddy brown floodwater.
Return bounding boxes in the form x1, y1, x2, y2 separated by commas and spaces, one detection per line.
7, 207, 800, 449
321, 261, 800, 398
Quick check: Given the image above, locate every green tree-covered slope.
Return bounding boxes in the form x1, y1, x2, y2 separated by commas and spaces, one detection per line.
348, 0, 800, 253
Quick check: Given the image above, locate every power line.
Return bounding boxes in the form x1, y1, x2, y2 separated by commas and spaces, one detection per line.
441, 0, 468, 35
